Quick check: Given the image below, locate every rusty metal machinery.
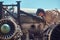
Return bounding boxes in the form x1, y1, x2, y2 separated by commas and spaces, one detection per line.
0, 17, 22, 40
43, 24, 60, 40
0, 1, 23, 40
0, 1, 60, 40
41, 10, 60, 40
17, 6, 60, 40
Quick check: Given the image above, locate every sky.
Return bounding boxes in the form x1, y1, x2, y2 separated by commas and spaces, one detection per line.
0, 0, 60, 9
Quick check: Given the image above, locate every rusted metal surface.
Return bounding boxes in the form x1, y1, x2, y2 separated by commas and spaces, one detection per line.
45, 10, 60, 26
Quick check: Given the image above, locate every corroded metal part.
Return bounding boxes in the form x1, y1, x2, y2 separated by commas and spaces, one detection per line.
43, 24, 60, 40
0, 17, 22, 40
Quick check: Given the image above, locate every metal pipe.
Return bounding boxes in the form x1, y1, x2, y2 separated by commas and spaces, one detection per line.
3, 5, 17, 6
0, 2, 3, 19
16, 1, 22, 29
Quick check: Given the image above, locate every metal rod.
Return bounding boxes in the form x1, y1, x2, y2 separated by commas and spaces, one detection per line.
3, 5, 17, 6
16, 1, 23, 30
0, 2, 3, 19
16, 1, 22, 28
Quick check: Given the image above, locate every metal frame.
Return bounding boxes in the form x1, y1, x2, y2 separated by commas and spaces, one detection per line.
0, 1, 21, 26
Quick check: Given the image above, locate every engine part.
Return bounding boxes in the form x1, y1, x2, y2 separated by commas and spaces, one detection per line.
0, 17, 22, 40
43, 24, 60, 40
